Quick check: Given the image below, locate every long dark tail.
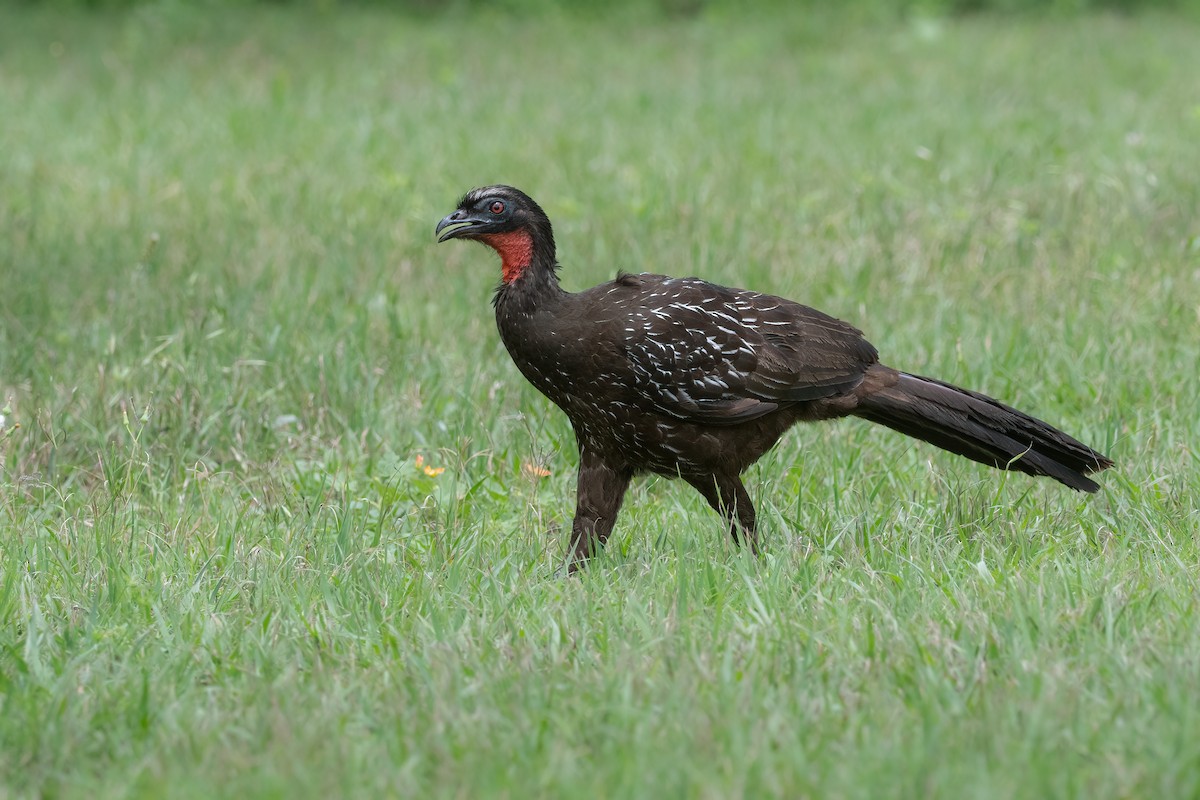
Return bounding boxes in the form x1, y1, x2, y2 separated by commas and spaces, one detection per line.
854, 371, 1113, 492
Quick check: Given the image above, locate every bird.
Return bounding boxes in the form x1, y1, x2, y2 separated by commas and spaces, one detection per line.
435, 185, 1113, 570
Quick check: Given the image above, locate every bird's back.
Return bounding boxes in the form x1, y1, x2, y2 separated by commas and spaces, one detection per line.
566, 272, 880, 421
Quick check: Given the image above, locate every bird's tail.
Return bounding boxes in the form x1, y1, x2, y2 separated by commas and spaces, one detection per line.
853, 371, 1112, 492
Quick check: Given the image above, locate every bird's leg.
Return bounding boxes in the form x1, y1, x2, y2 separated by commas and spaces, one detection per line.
567, 448, 632, 572
684, 474, 759, 553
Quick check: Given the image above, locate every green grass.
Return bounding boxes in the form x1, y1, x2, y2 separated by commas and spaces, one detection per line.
2, 5, 1199, 797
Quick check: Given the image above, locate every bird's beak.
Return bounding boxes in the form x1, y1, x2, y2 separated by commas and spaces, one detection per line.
436, 210, 486, 243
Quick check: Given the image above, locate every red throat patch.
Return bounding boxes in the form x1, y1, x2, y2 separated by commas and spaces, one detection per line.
479, 231, 534, 284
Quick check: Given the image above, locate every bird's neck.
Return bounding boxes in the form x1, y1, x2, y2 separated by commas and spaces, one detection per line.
491, 250, 570, 404
479, 231, 536, 285
490, 241, 564, 314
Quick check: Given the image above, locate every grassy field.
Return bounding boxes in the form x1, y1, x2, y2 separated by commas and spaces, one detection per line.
2, 4, 1199, 797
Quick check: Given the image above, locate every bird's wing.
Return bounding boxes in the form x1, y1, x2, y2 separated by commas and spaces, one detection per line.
593, 274, 878, 425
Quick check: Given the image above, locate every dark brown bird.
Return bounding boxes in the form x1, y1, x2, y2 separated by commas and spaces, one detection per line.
436, 185, 1112, 569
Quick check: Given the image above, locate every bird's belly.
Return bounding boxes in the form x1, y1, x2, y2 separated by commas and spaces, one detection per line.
561, 395, 795, 477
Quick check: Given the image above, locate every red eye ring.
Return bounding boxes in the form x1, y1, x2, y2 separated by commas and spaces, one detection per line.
489, 201, 505, 214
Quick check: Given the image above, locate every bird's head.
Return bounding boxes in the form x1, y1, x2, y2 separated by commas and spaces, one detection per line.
435, 185, 555, 284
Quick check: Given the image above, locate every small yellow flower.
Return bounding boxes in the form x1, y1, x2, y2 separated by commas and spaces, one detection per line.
415, 454, 444, 477
523, 462, 551, 478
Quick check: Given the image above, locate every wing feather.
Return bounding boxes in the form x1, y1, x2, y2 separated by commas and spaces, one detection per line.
582, 274, 878, 425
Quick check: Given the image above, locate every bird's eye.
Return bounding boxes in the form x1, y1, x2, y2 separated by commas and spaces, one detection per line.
489, 201, 505, 215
